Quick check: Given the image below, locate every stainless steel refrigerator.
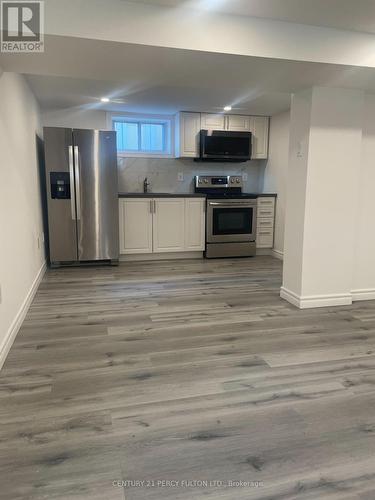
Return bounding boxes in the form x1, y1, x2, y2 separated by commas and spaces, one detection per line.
43, 127, 119, 266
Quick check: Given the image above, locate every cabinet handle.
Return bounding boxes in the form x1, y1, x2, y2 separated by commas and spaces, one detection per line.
150, 199, 153, 213
153, 200, 156, 213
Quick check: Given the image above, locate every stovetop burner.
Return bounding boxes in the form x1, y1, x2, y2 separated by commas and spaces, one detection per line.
194, 174, 257, 199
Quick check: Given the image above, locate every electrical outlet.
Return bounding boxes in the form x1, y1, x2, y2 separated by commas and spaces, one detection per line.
243, 173, 248, 182
178, 172, 184, 182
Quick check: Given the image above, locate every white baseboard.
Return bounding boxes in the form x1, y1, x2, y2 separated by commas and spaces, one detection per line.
120, 251, 204, 262
271, 249, 284, 260
351, 288, 375, 302
280, 286, 352, 309
0, 261, 46, 370
256, 248, 283, 260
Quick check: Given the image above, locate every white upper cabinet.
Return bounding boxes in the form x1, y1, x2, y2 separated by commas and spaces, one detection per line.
175, 112, 269, 159
200, 113, 226, 130
226, 115, 251, 132
250, 116, 269, 159
175, 112, 201, 158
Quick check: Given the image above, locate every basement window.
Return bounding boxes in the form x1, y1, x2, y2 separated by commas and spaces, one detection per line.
112, 114, 173, 158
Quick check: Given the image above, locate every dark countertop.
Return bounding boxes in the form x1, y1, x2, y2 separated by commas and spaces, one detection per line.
119, 192, 277, 198
118, 192, 206, 198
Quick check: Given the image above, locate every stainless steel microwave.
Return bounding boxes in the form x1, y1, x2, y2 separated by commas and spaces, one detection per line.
198, 130, 252, 162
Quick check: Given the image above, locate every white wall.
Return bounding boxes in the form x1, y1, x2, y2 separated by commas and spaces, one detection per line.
302, 87, 363, 298
352, 94, 375, 297
42, 108, 108, 130
263, 110, 290, 256
0, 73, 45, 366
282, 86, 364, 308
42, 0, 375, 68
282, 89, 312, 297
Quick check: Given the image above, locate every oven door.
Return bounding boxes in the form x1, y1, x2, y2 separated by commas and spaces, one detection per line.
207, 199, 257, 243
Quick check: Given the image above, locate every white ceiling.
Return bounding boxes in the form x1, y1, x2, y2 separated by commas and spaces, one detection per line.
14, 36, 375, 116
128, 0, 375, 34
26, 74, 292, 116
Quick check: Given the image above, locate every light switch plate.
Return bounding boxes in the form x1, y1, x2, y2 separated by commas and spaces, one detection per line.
178, 172, 184, 182
243, 173, 248, 182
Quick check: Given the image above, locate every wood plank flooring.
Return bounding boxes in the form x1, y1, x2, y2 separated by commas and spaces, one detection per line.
2, 256, 375, 499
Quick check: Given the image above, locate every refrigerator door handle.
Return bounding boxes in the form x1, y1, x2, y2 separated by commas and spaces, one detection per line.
74, 145, 81, 220
68, 145, 76, 220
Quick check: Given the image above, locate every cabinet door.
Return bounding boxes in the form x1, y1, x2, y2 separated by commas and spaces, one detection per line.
251, 116, 269, 159
201, 113, 226, 130
153, 198, 185, 252
119, 199, 153, 254
226, 115, 251, 132
176, 112, 200, 158
185, 198, 205, 251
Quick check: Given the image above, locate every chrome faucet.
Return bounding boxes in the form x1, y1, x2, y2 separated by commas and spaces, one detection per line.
143, 177, 150, 193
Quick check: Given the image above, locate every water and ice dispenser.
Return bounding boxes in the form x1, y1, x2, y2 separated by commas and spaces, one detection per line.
50, 172, 71, 199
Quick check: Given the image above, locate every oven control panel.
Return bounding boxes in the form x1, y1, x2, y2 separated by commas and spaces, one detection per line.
195, 175, 243, 189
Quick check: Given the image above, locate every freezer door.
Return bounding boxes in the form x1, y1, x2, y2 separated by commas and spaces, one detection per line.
43, 127, 78, 262
73, 129, 119, 261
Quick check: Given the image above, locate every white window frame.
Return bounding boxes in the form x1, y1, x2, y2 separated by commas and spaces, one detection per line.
108, 112, 175, 159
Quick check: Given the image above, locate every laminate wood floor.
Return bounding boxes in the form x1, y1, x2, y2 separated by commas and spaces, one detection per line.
2, 256, 375, 499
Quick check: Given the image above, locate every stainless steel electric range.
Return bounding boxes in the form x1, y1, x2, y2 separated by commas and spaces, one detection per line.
195, 175, 257, 259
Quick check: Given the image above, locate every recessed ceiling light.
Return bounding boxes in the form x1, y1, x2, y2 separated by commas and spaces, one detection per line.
223, 105, 232, 111
100, 97, 110, 103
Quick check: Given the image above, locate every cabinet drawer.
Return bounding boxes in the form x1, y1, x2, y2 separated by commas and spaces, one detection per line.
258, 197, 275, 208
257, 207, 274, 218
257, 235, 274, 248
257, 218, 274, 230
256, 230, 274, 248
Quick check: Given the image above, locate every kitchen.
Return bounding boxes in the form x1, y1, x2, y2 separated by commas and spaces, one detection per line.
43, 110, 279, 266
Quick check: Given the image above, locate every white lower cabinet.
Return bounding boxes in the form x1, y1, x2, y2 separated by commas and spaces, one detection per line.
256, 196, 276, 249
119, 197, 205, 255
185, 198, 206, 250
119, 198, 153, 254
153, 199, 185, 252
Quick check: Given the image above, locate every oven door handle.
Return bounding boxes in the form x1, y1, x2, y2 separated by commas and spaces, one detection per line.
208, 201, 257, 207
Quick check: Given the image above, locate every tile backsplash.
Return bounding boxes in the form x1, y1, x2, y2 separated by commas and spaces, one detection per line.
118, 157, 266, 193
